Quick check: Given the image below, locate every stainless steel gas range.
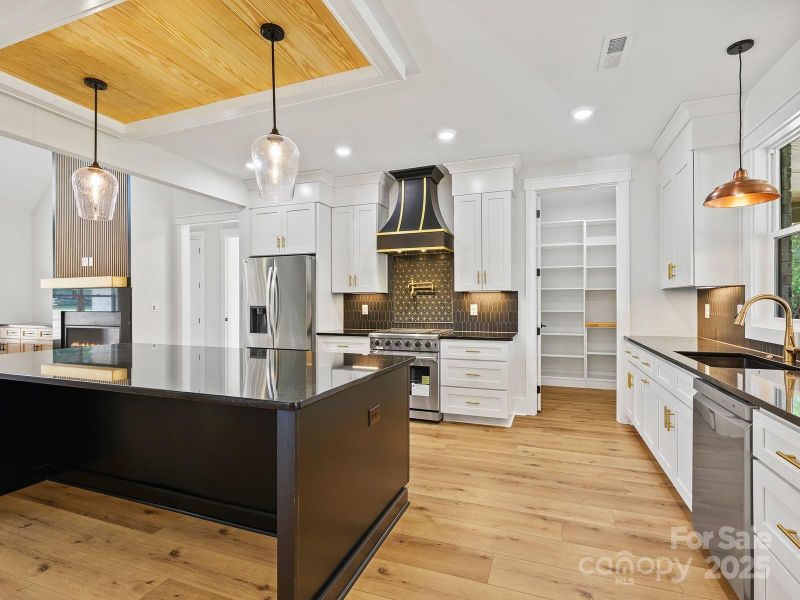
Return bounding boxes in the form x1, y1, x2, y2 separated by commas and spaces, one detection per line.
369, 328, 451, 422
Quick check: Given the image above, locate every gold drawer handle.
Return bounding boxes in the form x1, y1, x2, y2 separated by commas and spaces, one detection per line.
465, 372, 481, 377
777, 451, 800, 470
777, 524, 800, 550
465, 400, 481, 405
627, 372, 634, 389
667, 262, 677, 280
642, 361, 651, 367
641, 378, 650, 384
337, 344, 349, 348
632, 355, 640, 359
624, 350, 631, 355
465, 349, 481, 353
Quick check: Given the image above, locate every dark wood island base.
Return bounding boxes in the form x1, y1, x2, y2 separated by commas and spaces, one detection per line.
0, 344, 413, 600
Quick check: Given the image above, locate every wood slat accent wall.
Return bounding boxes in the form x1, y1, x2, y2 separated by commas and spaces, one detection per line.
54, 154, 130, 278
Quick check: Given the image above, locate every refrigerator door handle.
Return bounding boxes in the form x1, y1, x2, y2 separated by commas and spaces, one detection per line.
266, 265, 275, 339
273, 269, 280, 336
269, 266, 278, 342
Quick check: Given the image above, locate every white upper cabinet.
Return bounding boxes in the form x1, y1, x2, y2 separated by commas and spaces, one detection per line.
446, 155, 520, 293
330, 173, 390, 294
454, 191, 513, 291
657, 105, 742, 289
453, 193, 482, 291
251, 203, 316, 256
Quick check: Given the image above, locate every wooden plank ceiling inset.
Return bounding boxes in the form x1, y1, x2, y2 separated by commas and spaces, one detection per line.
0, 0, 369, 123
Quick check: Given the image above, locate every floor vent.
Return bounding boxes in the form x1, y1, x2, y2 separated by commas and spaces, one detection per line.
598, 33, 632, 70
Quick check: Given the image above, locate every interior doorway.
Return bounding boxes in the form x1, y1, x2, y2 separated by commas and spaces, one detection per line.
221, 229, 240, 349
189, 232, 206, 346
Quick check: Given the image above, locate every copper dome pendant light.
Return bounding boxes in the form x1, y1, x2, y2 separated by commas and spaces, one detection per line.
704, 39, 780, 208
72, 77, 119, 221
251, 23, 300, 201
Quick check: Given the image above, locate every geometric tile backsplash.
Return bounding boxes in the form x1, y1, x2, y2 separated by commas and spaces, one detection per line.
343, 252, 518, 332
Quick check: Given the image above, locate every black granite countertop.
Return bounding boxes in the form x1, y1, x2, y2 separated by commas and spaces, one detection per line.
442, 331, 517, 341
0, 343, 413, 411
626, 335, 800, 428
316, 329, 374, 336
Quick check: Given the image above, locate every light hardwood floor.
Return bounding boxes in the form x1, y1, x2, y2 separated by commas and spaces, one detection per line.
0, 386, 735, 600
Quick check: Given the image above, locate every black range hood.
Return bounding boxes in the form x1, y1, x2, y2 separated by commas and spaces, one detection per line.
377, 165, 453, 253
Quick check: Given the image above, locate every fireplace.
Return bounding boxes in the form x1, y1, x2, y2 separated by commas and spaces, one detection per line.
52, 288, 132, 349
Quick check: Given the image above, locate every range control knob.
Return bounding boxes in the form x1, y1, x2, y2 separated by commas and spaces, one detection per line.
415, 341, 422, 348
405, 340, 412, 348
425, 341, 432, 349
384, 340, 392, 347
395, 340, 402, 347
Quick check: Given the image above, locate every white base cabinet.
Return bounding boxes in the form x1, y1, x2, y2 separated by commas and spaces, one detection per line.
755, 536, 800, 600
625, 340, 693, 509
441, 339, 512, 424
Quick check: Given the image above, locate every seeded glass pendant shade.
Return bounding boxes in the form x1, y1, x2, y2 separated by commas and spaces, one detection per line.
704, 40, 780, 208
252, 23, 299, 201
72, 77, 118, 220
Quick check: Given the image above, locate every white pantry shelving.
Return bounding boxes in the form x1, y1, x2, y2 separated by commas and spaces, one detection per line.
537, 187, 618, 389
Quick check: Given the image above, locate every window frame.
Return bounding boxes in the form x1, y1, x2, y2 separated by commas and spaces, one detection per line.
745, 114, 800, 345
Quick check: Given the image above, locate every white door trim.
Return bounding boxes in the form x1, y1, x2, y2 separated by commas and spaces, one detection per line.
220, 227, 240, 349
524, 169, 632, 424
189, 231, 206, 347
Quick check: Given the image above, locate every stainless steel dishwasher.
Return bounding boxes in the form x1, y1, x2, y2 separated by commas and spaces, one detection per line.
692, 379, 754, 600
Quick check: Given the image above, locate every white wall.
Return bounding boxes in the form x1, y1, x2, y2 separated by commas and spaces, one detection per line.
131, 177, 240, 345
521, 152, 697, 337
31, 183, 53, 323
0, 209, 33, 323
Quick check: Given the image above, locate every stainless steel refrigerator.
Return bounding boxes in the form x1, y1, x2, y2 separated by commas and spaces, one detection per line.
243, 255, 315, 350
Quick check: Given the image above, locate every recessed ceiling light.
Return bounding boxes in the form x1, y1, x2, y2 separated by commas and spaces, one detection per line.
245, 162, 256, 170
436, 128, 457, 142
335, 146, 352, 157
570, 106, 595, 121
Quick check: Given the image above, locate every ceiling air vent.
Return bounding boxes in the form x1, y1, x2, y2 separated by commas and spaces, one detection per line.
598, 33, 632, 70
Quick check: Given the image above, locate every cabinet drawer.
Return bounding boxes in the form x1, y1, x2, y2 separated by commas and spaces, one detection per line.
316, 336, 370, 354
441, 339, 509, 361
754, 535, 800, 600
754, 411, 800, 491
39, 329, 53, 339
21, 328, 41, 339
0, 327, 21, 339
625, 343, 653, 374
441, 359, 508, 390
753, 460, 800, 579
442, 386, 509, 419
23, 342, 52, 352
653, 358, 676, 390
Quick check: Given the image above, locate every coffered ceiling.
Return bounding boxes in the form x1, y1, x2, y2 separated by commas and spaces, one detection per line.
0, 0, 369, 123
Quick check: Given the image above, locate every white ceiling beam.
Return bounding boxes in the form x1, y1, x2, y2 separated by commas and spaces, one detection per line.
0, 0, 125, 49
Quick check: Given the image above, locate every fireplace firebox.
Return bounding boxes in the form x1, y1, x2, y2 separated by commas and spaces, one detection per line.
53, 288, 132, 349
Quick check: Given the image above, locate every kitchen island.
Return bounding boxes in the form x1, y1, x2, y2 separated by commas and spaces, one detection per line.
0, 344, 413, 600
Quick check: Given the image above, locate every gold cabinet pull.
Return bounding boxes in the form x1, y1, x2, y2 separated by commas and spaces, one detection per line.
483, 270, 487, 284
277, 235, 281, 249
624, 350, 631, 355
354, 273, 358, 286
627, 372, 634, 389
632, 355, 640, 360
476, 270, 480, 285
667, 263, 677, 280
465, 400, 481, 405
337, 344, 349, 348
465, 372, 481, 377
642, 361, 651, 367
641, 378, 649, 384
777, 450, 800, 470
464, 349, 481, 353
777, 524, 800, 550
663, 406, 674, 431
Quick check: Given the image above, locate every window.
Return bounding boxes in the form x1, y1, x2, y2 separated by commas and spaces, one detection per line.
775, 138, 800, 317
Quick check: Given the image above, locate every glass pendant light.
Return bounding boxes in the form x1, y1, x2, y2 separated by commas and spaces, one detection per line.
704, 40, 780, 208
72, 77, 119, 221
251, 23, 300, 201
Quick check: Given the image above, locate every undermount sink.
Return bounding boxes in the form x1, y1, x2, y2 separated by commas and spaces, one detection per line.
676, 351, 800, 371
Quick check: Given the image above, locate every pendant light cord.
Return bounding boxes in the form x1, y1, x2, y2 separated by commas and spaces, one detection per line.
738, 48, 743, 170
271, 34, 278, 135
93, 85, 99, 167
